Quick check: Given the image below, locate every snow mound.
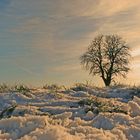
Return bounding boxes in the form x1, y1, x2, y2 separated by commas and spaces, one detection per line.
92, 114, 114, 130
0, 115, 80, 140
0, 87, 140, 139
128, 100, 140, 117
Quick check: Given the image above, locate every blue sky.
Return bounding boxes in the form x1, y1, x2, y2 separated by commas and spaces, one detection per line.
0, 0, 140, 86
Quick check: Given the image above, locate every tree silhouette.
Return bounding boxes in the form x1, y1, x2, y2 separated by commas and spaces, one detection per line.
80, 35, 131, 86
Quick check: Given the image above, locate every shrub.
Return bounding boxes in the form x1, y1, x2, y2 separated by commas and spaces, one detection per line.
0, 83, 11, 93
0, 104, 17, 119
78, 97, 127, 114
43, 84, 62, 92
71, 83, 88, 92
14, 85, 30, 93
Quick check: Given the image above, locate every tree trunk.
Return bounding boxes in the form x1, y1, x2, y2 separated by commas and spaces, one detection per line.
102, 77, 111, 87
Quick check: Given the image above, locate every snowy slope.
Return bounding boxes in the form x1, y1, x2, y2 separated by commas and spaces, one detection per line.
0, 87, 140, 140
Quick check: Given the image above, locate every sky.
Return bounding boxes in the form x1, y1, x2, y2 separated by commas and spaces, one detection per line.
0, 0, 140, 86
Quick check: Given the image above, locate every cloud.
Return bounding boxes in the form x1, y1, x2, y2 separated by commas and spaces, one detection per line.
8, 0, 140, 19
51, 64, 81, 72
1, 0, 140, 85
10, 17, 44, 33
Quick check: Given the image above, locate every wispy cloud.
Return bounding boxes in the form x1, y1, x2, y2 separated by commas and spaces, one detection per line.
51, 64, 81, 72
10, 17, 44, 33
0, 0, 140, 85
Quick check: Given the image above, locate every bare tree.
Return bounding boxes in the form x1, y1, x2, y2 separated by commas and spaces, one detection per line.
80, 35, 131, 86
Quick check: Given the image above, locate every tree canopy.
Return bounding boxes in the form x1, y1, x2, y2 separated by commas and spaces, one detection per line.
80, 34, 131, 86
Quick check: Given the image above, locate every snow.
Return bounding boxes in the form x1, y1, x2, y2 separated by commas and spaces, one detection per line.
0, 86, 140, 140
92, 114, 115, 130
71, 91, 89, 97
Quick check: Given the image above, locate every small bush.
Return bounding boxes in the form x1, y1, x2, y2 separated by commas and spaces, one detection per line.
110, 83, 127, 89
78, 97, 102, 107
78, 97, 127, 114
0, 104, 17, 119
14, 85, 30, 93
71, 83, 88, 92
43, 84, 62, 92
0, 83, 11, 93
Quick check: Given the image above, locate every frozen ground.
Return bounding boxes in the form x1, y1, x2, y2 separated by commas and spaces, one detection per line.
0, 85, 140, 140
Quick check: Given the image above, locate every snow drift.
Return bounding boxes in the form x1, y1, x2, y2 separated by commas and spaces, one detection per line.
0, 86, 140, 140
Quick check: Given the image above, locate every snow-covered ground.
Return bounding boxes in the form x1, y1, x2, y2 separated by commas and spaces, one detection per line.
0, 86, 140, 140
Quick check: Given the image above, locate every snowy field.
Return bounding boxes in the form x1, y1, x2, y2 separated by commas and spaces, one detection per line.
0, 85, 140, 140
